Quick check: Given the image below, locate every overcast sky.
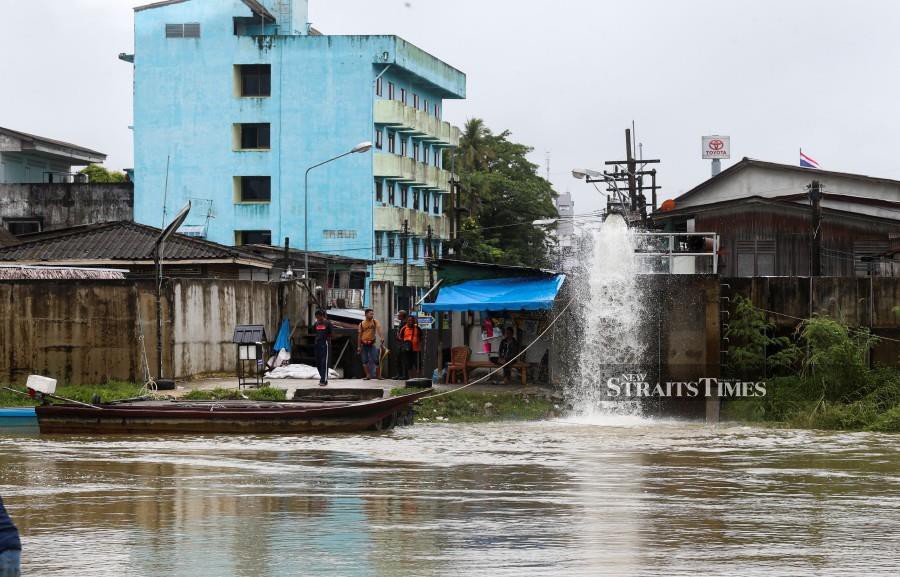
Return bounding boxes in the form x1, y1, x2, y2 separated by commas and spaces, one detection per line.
2, 0, 899, 215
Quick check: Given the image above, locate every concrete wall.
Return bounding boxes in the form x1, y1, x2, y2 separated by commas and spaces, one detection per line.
727, 277, 900, 366
0, 278, 308, 385
0, 183, 134, 232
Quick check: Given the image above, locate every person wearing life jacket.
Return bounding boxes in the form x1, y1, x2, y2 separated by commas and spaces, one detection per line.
357, 308, 384, 380
397, 315, 422, 380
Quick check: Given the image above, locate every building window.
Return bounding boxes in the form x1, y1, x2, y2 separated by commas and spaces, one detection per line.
375, 129, 383, 150
3, 218, 41, 235
413, 238, 419, 260
400, 137, 407, 157
236, 230, 272, 246
375, 179, 383, 202
237, 176, 271, 202
423, 99, 428, 113
413, 93, 419, 109
388, 182, 395, 205
388, 234, 396, 258
413, 189, 420, 210
423, 144, 429, 165
238, 64, 271, 97
434, 195, 440, 214
434, 149, 440, 167
375, 77, 383, 97
166, 23, 201, 38
400, 88, 407, 104
736, 239, 775, 277
434, 103, 441, 119
401, 185, 409, 208
323, 230, 358, 239
388, 82, 395, 100
238, 123, 270, 149
375, 233, 383, 256
387, 130, 396, 153
423, 191, 430, 212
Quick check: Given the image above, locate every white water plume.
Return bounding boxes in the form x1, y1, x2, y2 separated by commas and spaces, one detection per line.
565, 214, 649, 419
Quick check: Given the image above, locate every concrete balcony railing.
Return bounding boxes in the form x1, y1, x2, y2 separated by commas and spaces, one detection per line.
374, 205, 450, 239
374, 100, 460, 147
374, 153, 452, 193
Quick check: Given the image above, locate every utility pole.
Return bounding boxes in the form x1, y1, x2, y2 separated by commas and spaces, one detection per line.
599, 127, 660, 226
625, 128, 637, 213
808, 180, 823, 276
426, 225, 435, 287
401, 219, 409, 289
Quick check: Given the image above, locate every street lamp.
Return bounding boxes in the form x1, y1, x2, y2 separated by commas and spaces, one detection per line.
303, 141, 373, 280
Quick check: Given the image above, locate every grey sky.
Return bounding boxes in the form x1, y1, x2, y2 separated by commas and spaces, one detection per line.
2, 0, 899, 216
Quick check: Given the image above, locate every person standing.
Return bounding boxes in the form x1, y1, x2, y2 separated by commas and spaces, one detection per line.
0, 496, 20, 577
398, 315, 423, 380
358, 308, 384, 380
312, 310, 333, 386
390, 310, 409, 379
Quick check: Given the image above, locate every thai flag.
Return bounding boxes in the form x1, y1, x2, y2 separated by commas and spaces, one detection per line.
800, 150, 819, 169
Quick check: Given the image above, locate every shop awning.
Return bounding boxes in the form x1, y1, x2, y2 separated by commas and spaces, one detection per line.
422, 275, 566, 312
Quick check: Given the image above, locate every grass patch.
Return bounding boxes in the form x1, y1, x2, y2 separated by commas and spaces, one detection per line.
0, 381, 145, 407
722, 373, 900, 433
181, 387, 286, 401
391, 387, 560, 423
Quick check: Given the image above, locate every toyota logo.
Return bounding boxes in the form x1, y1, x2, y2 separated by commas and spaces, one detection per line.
709, 139, 725, 151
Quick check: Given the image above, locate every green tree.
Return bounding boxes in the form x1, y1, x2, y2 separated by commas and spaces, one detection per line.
78, 164, 127, 183
799, 315, 878, 401
446, 119, 558, 268
725, 295, 800, 378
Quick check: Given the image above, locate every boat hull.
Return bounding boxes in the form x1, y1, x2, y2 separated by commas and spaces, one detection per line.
35, 392, 430, 435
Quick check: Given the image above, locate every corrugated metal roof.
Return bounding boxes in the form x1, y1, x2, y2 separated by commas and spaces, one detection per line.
0, 228, 20, 248
0, 127, 106, 159
134, 0, 274, 20
0, 221, 272, 264
233, 325, 267, 344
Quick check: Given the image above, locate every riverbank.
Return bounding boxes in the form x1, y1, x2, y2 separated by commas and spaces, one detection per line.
722, 373, 900, 433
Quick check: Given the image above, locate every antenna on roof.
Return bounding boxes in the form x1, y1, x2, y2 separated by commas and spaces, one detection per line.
153, 200, 191, 381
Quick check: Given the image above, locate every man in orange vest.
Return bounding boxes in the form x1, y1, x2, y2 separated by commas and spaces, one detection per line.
398, 315, 422, 380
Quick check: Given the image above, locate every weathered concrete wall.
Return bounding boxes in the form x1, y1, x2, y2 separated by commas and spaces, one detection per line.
171, 280, 308, 378
0, 279, 308, 385
0, 183, 133, 231
727, 277, 900, 366
0, 280, 163, 385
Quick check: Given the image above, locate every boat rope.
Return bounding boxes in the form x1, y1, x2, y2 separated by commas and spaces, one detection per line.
427, 296, 576, 399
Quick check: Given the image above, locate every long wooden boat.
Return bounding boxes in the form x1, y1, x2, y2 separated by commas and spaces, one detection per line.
34, 390, 431, 435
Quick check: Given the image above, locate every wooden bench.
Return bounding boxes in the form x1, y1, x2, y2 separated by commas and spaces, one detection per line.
465, 360, 530, 386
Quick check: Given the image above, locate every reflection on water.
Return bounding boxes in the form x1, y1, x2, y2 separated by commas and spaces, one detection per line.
1, 420, 898, 576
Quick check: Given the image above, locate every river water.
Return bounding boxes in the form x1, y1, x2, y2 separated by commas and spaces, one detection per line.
1, 419, 898, 576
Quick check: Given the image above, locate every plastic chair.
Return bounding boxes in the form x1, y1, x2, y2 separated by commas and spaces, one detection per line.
446, 346, 471, 384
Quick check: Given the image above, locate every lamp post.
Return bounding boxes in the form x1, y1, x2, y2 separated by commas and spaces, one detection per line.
302, 141, 372, 281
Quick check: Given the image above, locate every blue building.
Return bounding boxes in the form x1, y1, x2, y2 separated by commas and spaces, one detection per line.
131, 0, 465, 289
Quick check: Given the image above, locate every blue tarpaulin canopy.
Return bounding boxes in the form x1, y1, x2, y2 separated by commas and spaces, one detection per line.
421, 275, 566, 312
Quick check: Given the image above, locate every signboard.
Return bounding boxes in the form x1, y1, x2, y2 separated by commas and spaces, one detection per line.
416, 314, 435, 330
702, 136, 730, 160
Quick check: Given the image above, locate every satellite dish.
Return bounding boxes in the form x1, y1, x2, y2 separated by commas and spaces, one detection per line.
155, 201, 192, 254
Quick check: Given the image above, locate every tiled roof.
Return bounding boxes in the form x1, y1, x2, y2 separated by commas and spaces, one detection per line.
0, 221, 271, 265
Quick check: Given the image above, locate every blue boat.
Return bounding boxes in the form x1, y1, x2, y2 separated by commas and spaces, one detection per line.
0, 407, 37, 428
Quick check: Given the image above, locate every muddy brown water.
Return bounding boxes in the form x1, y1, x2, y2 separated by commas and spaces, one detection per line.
1, 417, 898, 576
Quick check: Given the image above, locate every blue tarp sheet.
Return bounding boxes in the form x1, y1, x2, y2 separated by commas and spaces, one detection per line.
422, 275, 565, 312
273, 318, 291, 352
